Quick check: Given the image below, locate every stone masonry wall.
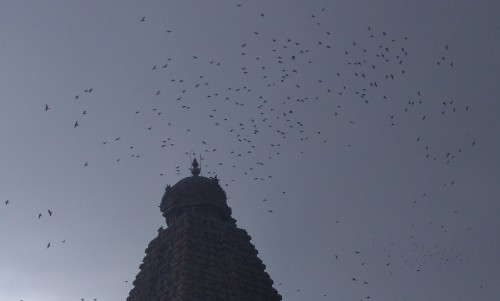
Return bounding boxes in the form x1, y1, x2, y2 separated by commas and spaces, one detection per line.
127, 212, 281, 301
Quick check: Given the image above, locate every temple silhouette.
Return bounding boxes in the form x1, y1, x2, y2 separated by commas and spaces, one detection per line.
126, 159, 282, 301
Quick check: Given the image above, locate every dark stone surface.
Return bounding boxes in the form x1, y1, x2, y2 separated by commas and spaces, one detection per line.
127, 174, 282, 301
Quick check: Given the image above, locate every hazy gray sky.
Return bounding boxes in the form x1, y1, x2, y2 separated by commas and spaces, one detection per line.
0, 1, 499, 300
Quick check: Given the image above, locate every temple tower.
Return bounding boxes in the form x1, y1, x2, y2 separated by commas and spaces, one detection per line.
126, 159, 282, 301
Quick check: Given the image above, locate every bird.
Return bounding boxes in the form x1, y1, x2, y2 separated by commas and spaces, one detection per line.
38, 213, 42, 219
47, 242, 51, 248
74, 121, 79, 128
5, 200, 9, 205
44, 104, 49, 111
48, 209, 53, 216
140, 17, 145, 22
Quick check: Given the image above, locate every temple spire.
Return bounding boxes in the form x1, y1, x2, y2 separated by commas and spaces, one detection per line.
190, 158, 201, 176
128, 159, 282, 301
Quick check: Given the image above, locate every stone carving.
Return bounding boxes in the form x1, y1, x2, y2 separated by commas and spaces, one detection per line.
127, 166, 282, 301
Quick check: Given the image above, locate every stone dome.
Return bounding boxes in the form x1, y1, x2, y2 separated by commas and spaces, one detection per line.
160, 165, 233, 225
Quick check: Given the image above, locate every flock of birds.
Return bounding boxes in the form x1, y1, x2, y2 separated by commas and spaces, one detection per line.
4, 200, 62, 249
2, 2, 485, 301
48, 18, 472, 177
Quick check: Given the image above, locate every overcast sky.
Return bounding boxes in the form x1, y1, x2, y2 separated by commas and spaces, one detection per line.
0, 1, 499, 300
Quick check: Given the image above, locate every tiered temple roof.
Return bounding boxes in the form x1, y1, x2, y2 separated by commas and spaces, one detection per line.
126, 159, 282, 301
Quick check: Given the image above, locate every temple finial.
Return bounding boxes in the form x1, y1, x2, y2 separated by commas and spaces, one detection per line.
190, 158, 201, 176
